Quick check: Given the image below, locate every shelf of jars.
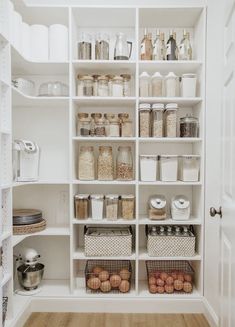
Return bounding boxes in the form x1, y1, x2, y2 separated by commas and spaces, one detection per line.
138, 217, 202, 226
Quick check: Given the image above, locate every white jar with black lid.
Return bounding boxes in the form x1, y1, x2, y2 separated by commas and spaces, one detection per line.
171, 195, 190, 220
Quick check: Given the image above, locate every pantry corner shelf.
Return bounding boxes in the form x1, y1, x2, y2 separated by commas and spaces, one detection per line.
73, 248, 136, 261
72, 218, 137, 225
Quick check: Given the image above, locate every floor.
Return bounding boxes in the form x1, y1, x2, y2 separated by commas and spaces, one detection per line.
24, 313, 210, 327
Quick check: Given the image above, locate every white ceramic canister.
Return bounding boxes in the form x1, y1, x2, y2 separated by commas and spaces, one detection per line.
90, 194, 104, 220
181, 73, 197, 97
171, 195, 190, 220
179, 155, 200, 182
160, 155, 178, 182
139, 71, 151, 97
140, 155, 158, 181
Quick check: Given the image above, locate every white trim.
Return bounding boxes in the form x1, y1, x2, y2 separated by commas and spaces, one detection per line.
203, 298, 219, 327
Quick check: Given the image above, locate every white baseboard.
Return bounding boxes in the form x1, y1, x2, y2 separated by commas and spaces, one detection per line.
203, 298, 219, 327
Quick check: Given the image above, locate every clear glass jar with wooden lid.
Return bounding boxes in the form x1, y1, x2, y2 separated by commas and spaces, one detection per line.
112, 75, 123, 97
98, 75, 109, 96
121, 74, 131, 97
90, 113, 102, 137
97, 146, 114, 180
95, 118, 106, 137
108, 119, 120, 137
74, 194, 89, 219
79, 75, 94, 96
92, 75, 100, 96
77, 113, 89, 136
77, 75, 85, 96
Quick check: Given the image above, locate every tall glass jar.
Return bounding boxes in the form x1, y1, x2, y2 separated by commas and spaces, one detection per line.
151, 72, 163, 97
82, 75, 94, 96
98, 75, 109, 96
165, 103, 178, 137
93, 75, 100, 96
77, 113, 89, 135
106, 194, 119, 220
78, 33, 92, 60
139, 103, 151, 137
97, 146, 114, 180
112, 76, 123, 97
95, 33, 109, 60
116, 146, 133, 180
121, 74, 131, 97
152, 103, 164, 137
74, 194, 89, 219
77, 75, 84, 96
121, 119, 133, 137
90, 113, 102, 136
180, 115, 198, 137
139, 72, 150, 97
108, 119, 120, 137
95, 118, 106, 136
78, 146, 95, 180
121, 195, 135, 220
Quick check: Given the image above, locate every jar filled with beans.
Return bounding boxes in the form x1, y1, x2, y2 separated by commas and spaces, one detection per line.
116, 146, 133, 180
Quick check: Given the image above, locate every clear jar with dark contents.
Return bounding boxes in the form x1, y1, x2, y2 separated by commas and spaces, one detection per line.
95, 118, 106, 136
74, 194, 89, 219
180, 115, 198, 137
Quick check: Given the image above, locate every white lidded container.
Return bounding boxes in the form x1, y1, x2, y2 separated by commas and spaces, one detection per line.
165, 71, 177, 97
181, 74, 197, 97
171, 195, 190, 220
140, 155, 158, 181
179, 155, 200, 182
160, 155, 178, 182
90, 194, 104, 220
139, 71, 151, 97
148, 195, 167, 220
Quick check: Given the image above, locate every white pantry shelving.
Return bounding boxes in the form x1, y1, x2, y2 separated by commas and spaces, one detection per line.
0, 3, 206, 326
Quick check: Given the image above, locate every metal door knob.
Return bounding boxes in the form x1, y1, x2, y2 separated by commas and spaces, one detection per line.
210, 206, 222, 218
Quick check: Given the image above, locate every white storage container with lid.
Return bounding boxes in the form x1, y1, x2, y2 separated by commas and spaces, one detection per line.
160, 155, 178, 181
152, 103, 164, 137
181, 73, 197, 97
165, 72, 177, 97
165, 103, 178, 137
139, 72, 151, 97
151, 72, 163, 97
171, 195, 190, 220
140, 155, 158, 181
139, 103, 151, 137
179, 155, 200, 182
90, 194, 104, 220
148, 195, 167, 220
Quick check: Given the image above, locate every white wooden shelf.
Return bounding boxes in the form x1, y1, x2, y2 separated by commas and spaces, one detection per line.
139, 217, 202, 225
1, 273, 12, 288
1, 230, 12, 242
139, 249, 201, 261
73, 137, 136, 142
73, 248, 136, 260
139, 181, 202, 186
73, 60, 136, 73
139, 60, 202, 73
73, 180, 136, 185
139, 137, 202, 143
12, 180, 70, 187
139, 97, 203, 106
72, 96, 136, 106
73, 218, 137, 225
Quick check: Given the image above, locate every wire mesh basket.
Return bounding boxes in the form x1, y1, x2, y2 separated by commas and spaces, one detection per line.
85, 260, 132, 294
2, 297, 8, 326
146, 260, 194, 294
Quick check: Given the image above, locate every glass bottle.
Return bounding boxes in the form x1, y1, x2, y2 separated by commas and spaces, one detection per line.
151, 226, 158, 236
97, 146, 114, 180
116, 146, 133, 180
158, 226, 165, 236
139, 72, 151, 97
166, 30, 177, 60
140, 28, 153, 60
152, 30, 166, 60
178, 30, 192, 60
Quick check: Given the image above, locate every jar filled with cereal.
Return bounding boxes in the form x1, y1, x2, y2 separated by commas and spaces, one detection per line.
97, 146, 114, 180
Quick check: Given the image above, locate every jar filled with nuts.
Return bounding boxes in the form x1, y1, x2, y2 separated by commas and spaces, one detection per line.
116, 146, 133, 181
121, 195, 135, 220
95, 118, 106, 137
97, 146, 114, 180
78, 146, 95, 180
165, 103, 178, 137
91, 113, 102, 136
139, 103, 151, 137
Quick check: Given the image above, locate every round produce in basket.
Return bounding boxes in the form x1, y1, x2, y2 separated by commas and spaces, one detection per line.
171, 272, 178, 280
100, 280, 111, 293
119, 280, 130, 293
99, 270, 109, 282
156, 286, 165, 294
148, 277, 156, 285
166, 276, 174, 285
177, 274, 185, 282
156, 278, 164, 287
160, 272, 168, 281
149, 284, 157, 294
165, 284, 174, 294
87, 277, 101, 290
110, 275, 122, 288
92, 266, 104, 276
184, 274, 192, 283
119, 269, 131, 280
174, 279, 183, 291
183, 281, 193, 293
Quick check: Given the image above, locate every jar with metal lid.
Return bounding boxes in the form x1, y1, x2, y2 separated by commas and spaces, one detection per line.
77, 75, 85, 96
78, 32, 92, 60
91, 194, 104, 220
139, 103, 151, 137
180, 114, 198, 138
121, 74, 131, 97
82, 75, 94, 96
148, 195, 167, 220
74, 194, 89, 219
95, 33, 109, 60
77, 118, 91, 136
93, 75, 100, 96
179, 155, 200, 182
151, 72, 163, 97
112, 76, 123, 97
152, 103, 164, 138
116, 146, 133, 180
171, 195, 190, 220
97, 146, 114, 180
139, 72, 151, 97
121, 195, 135, 220
121, 119, 133, 137
98, 75, 109, 97
95, 118, 106, 136
76, 113, 89, 135
78, 146, 95, 180
105, 194, 119, 220
165, 72, 177, 97
165, 103, 178, 137
108, 119, 120, 137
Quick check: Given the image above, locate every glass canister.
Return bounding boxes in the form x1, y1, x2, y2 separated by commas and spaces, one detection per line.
152, 103, 164, 137
97, 146, 114, 180
95, 118, 106, 136
165, 72, 177, 97
151, 72, 163, 97
77, 117, 91, 136
77, 75, 84, 96
74, 194, 89, 219
121, 195, 135, 220
78, 32, 92, 60
139, 72, 151, 97
171, 195, 190, 220
108, 119, 120, 137
107, 74, 114, 96
90, 113, 102, 136
121, 74, 131, 97
93, 75, 100, 96
105, 194, 119, 220
179, 155, 200, 182
98, 75, 109, 96
148, 195, 167, 220
78, 146, 95, 180
121, 119, 133, 137
112, 76, 123, 97
82, 75, 94, 96
165, 103, 178, 137
180, 114, 198, 137
77, 113, 89, 135
90, 194, 104, 220
139, 103, 151, 137
116, 146, 133, 180
95, 33, 109, 60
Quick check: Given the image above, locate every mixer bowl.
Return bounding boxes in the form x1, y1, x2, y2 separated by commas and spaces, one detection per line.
17, 263, 44, 291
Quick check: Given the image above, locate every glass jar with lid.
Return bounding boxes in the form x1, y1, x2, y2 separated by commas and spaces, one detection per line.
165, 103, 178, 137
78, 117, 91, 136
148, 195, 167, 220
171, 195, 190, 220
116, 146, 133, 180
82, 75, 94, 96
75, 194, 89, 219
77, 75, 84, 96
95, 33, 110, 60
139, 72, 151, 97
151, 72, 163, 97
108, 119, 120, 137
77, 113, 89, 135
180, 114, 198, 137
121, 74, 131, 97
165, 72, 177, 97
139, 103, 151, 137
105, 194, 119, 220
152, 103, 164, 138
78, 32, 92, 60
112, 76, 123, 97
95, 118, 106, 136
179, 155, 200, 182
90, 113, 102, 136
78, 146, 95, 180
107, 74, 114, 96
98, 75, 109, 96
121, 195, 135, 220
93, 75, 100, 96
121, 119, 133, 137
97, 146, 114, 180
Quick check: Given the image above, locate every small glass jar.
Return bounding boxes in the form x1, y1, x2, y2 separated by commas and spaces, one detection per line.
139, 72, 151, 97
180, 115, 198, 137
90, 113, 102, 137
91, 194, 104, 220
109, 119, 120, 137
121, 74, 131, 97
93, 75, 100, 96
78, 146, 95, 180
97, 146, 114, 180
78, 118, 91, 136
112, 76, 123, 97
148, 195, 167, 220
151, 72, 163, 97
152, 103, 164, 138
165, 72, 177, 97
139, 103, 151, 137
95, 33, 109, 60
74, 194, 89, 219
95, 118, 106, 136
165, 103, 178, 137
78, 32, 92, 60
77, 113, 89, 135
82, 75, 94, 96
116, 146, 133, 180
98, 75, 109, 97
121, 195, 135, 220
121, 119, 133, 137
106, 194, 119, 220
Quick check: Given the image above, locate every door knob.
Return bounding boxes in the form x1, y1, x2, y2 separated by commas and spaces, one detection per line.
210, 206, 222, 218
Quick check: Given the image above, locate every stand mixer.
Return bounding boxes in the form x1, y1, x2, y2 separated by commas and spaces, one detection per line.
15, 248, 44, 296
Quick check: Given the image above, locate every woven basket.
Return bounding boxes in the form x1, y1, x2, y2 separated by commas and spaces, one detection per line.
13, 219, 46, 235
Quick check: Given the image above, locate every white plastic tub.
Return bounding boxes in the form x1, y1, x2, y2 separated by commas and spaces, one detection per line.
90, 194, 104, 220
140, 155, 158, 181
160, 155, 178, 182
181, 74, 197, 97
179, 155, 200, 182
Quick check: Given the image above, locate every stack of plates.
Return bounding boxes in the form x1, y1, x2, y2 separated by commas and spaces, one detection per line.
13, 209, 43, 225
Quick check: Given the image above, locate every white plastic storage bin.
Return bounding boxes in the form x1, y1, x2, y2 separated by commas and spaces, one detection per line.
160, 155, 178, 182
91, 194, 104, 220
180, 74, 197, 97
179, 155, 200, 182
171, 195, 190, 220
140, 155, 158, 181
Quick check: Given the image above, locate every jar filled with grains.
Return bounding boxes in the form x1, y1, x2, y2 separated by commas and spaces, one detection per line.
116, 146, 133, 180
108, 119, 120, 137
95, 118, 106, 136
139, 103, 151, 137
121, 74, 131, 97
78, 146, 95, 180
151, 72, 163, 97
112, 76, 123, 97
121, 195, 135, 220
74, 194, 89, 219
82, 75, 94, 96
93, 75, 100, 96
152, 103, 164, 138
165, 103, 178, 137
105, 194, 119, 220
97, 146, 114, 180
90, 113, 102, 137
121, 119, 133, 137
98, 75, 109, 96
